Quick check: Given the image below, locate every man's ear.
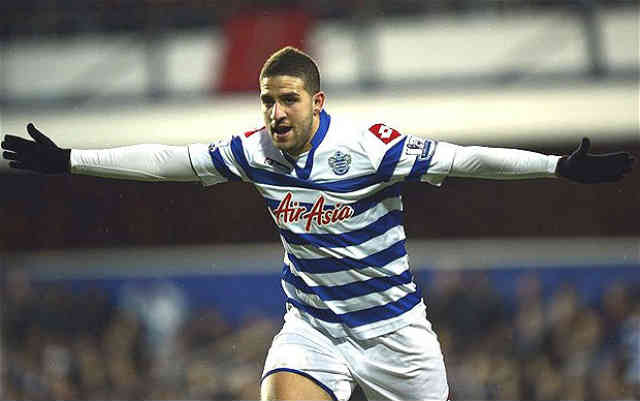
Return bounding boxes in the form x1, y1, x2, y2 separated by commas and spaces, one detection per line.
312, 91, 326, 116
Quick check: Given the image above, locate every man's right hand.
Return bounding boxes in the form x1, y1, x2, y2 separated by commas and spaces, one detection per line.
2, 123, 71, 174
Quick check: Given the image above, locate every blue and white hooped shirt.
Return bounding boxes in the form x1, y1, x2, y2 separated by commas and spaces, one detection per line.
188, 110, 456, 339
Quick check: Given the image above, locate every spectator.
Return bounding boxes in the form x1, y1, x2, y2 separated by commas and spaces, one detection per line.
2, 269, 636, 400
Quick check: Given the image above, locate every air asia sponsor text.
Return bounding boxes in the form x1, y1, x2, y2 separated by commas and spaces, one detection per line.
271, 192, 354, 231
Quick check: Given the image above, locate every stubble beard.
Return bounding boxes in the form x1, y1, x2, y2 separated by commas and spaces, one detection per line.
275, 114, 314, 156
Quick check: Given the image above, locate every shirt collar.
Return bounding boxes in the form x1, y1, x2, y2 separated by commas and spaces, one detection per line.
283, 109, 331, 180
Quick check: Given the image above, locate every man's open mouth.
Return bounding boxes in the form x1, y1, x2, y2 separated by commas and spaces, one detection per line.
272, 126, 292, 135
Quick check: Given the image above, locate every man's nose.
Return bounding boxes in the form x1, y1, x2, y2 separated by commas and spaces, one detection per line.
271, 102, 285, 121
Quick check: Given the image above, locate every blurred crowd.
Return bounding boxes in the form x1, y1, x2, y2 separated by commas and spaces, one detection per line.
1, 0, 633, 38
2, 270, 277, 400
2, 268, 639, 400
428, 271, 640, 400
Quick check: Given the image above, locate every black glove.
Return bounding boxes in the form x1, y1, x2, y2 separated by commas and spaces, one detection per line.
1, 123, 71, 174
556, 137, 634, 183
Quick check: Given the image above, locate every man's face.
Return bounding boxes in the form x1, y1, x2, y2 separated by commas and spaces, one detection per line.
260, 75, 324, 157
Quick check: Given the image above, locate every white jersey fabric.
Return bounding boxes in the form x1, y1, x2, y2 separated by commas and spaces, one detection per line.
188, 110, 457, 340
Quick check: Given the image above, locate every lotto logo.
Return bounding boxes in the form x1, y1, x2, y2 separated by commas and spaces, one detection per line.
368, 124, 401, 144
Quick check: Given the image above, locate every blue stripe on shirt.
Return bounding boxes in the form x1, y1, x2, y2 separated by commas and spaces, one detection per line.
226, 136, 399, 193
208, 146, 241, 181
230, 136, 253, 180
286, 239, 407, 274
285, 290, 421, 328
268, 169, 384, 192
377, 137, 407, 181
279, 209, 403, 248
407, 140, 433, 181
350, 182, 403, 215
282, 264, 414, 301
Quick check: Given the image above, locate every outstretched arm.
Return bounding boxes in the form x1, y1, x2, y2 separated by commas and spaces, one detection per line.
70, 145, 197, 182
447, 138, 634, 183
2, 123, 198, 182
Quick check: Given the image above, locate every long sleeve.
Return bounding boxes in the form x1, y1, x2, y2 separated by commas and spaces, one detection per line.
70, 144, 198, 182
447, 144, 561, 179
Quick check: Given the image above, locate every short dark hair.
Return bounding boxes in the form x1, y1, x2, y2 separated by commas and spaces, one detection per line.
260, 46, 321, 94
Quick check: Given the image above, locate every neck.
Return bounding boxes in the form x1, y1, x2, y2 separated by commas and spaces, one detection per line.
308, 112, 321, 143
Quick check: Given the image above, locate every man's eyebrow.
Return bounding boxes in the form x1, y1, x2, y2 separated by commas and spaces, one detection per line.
260, 91, 300, 101
281, 91, 300, 97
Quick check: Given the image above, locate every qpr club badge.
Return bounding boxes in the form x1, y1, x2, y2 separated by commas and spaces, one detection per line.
328, 150, 352, 175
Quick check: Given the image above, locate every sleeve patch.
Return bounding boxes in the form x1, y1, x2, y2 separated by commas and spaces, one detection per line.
208, 138, 231, 153
368, 123, 401, 144
405, 136, 426, 155
405, 136, 434, 159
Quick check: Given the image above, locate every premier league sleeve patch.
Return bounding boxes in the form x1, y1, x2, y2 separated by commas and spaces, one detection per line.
328, 150, 352, 175
208, 138, 231, 153
405, 136, 426, 155
405, 136, 433, 160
